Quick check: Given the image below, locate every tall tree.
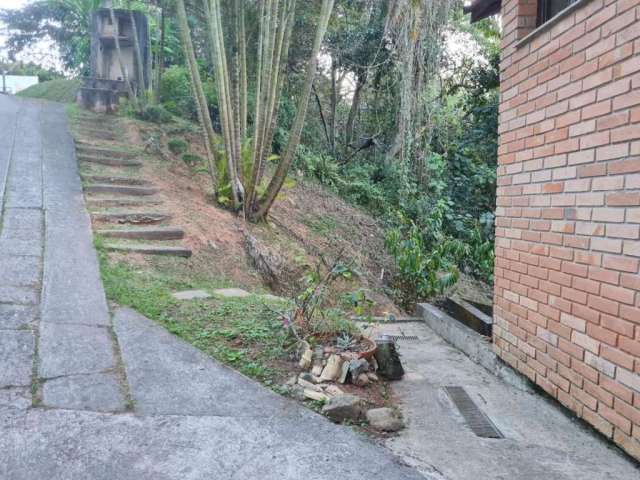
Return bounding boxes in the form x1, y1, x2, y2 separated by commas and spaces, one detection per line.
179, 0, 335, 221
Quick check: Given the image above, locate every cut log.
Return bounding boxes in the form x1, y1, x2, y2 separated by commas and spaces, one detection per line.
84, 184, 158, 196
105, 243, 192, 257
97, 227, 185, 240
91, 211, 171, 224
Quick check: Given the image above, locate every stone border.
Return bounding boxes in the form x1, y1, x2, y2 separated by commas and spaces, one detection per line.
417, 302, 531, 391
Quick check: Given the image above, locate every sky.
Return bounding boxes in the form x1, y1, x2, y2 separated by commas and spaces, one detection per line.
0, 0, 63, 71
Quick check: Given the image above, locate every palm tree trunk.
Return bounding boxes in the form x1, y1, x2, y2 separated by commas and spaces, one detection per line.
175, 0, 217, 185
251, 0, 335, 221
129, 9, 146, 101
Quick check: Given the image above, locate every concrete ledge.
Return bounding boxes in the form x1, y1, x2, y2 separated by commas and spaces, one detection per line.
417, 302, 530, 391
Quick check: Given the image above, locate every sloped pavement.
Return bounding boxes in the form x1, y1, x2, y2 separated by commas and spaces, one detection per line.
0, 95, 425, 479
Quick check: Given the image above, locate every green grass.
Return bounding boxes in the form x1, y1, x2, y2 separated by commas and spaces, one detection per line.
18, 78, 81, 103
96, 240, 294, 384
304, 215, 339, 235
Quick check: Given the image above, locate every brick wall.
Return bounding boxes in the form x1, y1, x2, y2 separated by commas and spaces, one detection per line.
494, 0, 640, 459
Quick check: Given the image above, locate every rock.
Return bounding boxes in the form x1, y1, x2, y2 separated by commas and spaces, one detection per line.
311, 365, 323, 377
320, 354, 343, 382
244, 233, 284, 290
324, 384, 345, 397
297, 377, 322, 392
171, 290, 211, 300
366, 408, 404, 432
374, 338, 404, 380
285, 375, 298, 386
348, 358, 370, 381
321, 394, 366, 423
338, 361, 350, 384
354, 373, 370, 387
367, 372, 379, 382
289, 385, 305, 401
299, 372, 316, 383
298, 343, 313, 369
304, 389, 329, 402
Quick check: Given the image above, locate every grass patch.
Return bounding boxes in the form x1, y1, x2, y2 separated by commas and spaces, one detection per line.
96, 243, 294, 384
304, 215, 339, 236
18, 78, 81, 103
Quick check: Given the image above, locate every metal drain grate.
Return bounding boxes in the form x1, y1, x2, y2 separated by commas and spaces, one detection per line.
387, 334, 419, 342
444, 386, 503, 439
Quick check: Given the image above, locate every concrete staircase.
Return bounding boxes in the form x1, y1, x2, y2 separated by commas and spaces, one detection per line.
71, 112, 192, 258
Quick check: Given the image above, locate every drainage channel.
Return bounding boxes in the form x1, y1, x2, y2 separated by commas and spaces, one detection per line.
444, 386, 504, 439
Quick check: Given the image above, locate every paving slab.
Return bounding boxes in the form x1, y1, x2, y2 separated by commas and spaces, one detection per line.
372, 321, 640, 480
113, 307, 293, 416
171, 289, 211, 300
42, 373, 125, 412
213, 287, 251, 298
0, 207, 43, 232
38, 323, 116, 379
0, 387, 31, 411
0, 408, 426, 480
0, 285, 38, 305
0, 255, 41, 287
40, 104, 111, 327
0, 305, 37, 330
0, 237, 42, 256
0, 331, 34, 387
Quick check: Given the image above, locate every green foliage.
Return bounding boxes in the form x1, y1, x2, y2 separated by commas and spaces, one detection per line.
168, 138, 188, 155
138, 104, 173, 124
16, 78, 81, 103
182, 153, 203, 166
160, 64, 218, 122
97, 246, 291, 384
385, 207, 466, 306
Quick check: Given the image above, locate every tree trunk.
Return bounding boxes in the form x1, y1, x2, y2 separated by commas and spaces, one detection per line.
345, 71, 366, 148
251, 0, 335, 221
175, 0, 217, 185
205, 0, 241, 209
129, 9, 146, 102
329, 56, 338, 156
154, 4, 165, 103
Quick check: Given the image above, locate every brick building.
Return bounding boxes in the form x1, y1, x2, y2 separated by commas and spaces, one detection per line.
465, 0, 640, 459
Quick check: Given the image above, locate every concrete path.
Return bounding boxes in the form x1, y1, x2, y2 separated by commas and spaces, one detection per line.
369, 321, 639, 479
0, 95, 424, 479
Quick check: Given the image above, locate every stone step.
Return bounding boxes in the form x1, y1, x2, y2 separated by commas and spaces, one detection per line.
84, 184, 158, 196
75, 131, 118, 141
105, 243, 192, 257
79, 155, 142, 168
76, 146, 137, 160
75, 127, 117, 137
86, 197, 162, 208
83, 175, 152, 186
97, 226, 185, 240
91, 211, 172, 224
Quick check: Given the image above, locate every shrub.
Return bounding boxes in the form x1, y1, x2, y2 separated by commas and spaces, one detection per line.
139, 104, 173, 124
159, 65, 195, 118
182, 153, 203, 166
168, 138, 188, 155
159, 65, 218, 122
